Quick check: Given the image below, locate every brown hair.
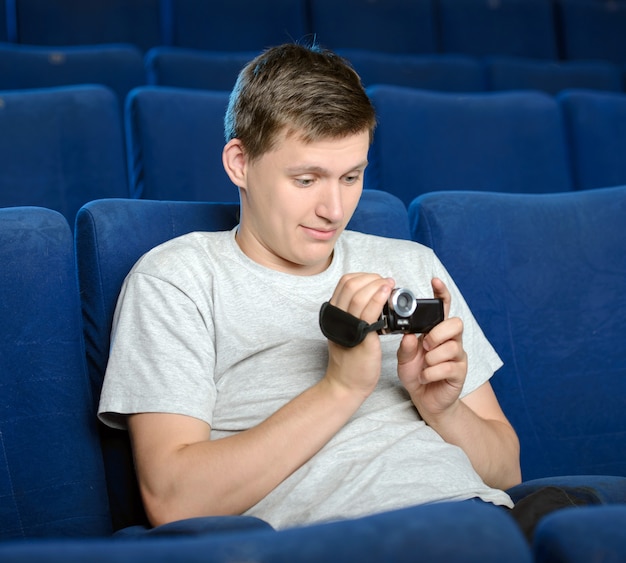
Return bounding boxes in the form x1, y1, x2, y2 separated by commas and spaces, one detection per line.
224, 43, 376, 161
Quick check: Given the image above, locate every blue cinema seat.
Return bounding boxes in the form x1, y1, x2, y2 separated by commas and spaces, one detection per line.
0, 43, 145, 108
558, 0, 626, 65
144, 47, 256, 91
14, 0, 163, 51
308, 0, 436, 54
0, 0, 8, 42
437, 0, 558, 59
0, 85, 129, 227
169, 0, 308, 52
558, 89, 626, 191
338, 50, 485, 92
366, 86, 573, 205
125, 86, 235, 202
485, 56, 623, 95
409, 187, 626, 490
74, 190, 410, 532
0, 207, 112, 539
534, 505, 626, 563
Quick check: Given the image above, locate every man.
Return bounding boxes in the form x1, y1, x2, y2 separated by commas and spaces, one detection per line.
99, 43, 521, 531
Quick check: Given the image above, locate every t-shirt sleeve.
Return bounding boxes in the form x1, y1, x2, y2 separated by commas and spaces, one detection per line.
98, 269, 217, 430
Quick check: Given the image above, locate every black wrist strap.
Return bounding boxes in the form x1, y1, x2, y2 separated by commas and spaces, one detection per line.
319, 302, 385, 348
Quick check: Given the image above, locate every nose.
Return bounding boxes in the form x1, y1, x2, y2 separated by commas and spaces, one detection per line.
316, 181, 344, 224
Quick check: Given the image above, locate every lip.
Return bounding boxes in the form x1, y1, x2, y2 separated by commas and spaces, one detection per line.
301, 226, 338, 241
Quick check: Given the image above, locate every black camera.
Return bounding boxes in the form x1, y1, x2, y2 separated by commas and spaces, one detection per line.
378, 288, 444, 335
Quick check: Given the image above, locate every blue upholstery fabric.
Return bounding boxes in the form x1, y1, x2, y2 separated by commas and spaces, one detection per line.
0, 44, 145, 108
14, 0, 162, 51
534, 505, 626, 563
0, 501, 532, 562
338, 50, 485, 92
0, 0, 7, 42
74, 190, 409, 530
366, 86, 572, 205
558, 89, 626, 191
409, 187, 626, 480
170, 0, 308, 51
437, 0, 558, 59
125, 86, 234, 202
309, 0, 436, 54
144, 47, 256, 91
0, 85, 129, 227
0, 207, 111, 539
558, 0, 626, 65
485, 56, 623, 95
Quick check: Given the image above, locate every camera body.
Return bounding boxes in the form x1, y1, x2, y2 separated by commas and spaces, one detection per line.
378, 288, 444, 335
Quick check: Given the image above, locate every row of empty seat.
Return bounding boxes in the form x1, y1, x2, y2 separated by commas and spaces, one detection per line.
1, 43, 626, 111
1, 84, 625, 223
1, 0, 626, 63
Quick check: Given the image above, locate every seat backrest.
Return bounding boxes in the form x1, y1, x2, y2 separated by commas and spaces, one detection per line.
0, 0, 7, 42
438, 0, 558, 59
75, 189, 409, 530
558, 89, 626, 191
0, 207, 111, 539
0, 44, 145, 108
14, 0, 163, 51
170, 0, 308, 51
309, 0, 436, 54
366, 86, 573, 206
409, 186, 626, 480
144, 47, 256, 91
485, 56, 623, 95
558, 0, 626, 65
125, 86, 235, 202
338, 50, 485, 92
0, 85, 129, 228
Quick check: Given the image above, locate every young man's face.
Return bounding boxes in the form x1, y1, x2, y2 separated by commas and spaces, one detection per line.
234, 129, 370, 276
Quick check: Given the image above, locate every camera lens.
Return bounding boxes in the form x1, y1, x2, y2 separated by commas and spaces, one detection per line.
389, 288, 417, 317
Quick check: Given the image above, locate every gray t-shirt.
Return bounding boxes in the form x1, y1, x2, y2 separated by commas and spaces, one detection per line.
99, 228, 513, 528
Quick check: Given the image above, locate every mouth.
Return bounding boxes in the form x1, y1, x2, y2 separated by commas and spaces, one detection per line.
301, 226, 339, 241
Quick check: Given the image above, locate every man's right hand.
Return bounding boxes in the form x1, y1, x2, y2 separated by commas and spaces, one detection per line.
323, 273, 396, 399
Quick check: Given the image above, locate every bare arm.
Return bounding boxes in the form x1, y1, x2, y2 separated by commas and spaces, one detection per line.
129, 274, 395, 526
397, 278, 521, 490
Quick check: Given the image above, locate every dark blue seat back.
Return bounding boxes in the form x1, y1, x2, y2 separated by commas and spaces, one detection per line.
309, 0, 436, 54
438, 0, 558, 59
144, 47, 256, 91
409, 187, 626, 479
486, 56, 623, 95
14, 0, 162, 51
366, 86, 573, 205
0, 207, 111, 539
125, 86, 234, 202
338, 50, 485, 92
170, 0, 308, 51
0, 44, 145, 108
558, 0, 626, 65
558, 89, 626, 191
0, 85, 129, 228
75, 190, 409, 530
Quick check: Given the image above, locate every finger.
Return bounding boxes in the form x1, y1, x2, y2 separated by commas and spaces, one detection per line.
331, 274, 395, 324
431, 277, 451, 319
397, 333, 420, 366
422, 317, 463, 353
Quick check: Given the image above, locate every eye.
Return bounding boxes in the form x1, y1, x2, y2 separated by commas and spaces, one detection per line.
295, 176, 315, 188
342, 172, 362, 185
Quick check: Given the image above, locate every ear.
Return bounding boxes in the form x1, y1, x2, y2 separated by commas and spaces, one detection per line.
222, 138, 248, 188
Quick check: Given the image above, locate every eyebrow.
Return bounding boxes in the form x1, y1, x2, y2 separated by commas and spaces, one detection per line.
285, 160, 369, 176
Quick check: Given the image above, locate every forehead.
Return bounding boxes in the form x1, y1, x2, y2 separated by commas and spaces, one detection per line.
269, 128, 371, 163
